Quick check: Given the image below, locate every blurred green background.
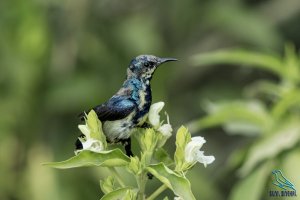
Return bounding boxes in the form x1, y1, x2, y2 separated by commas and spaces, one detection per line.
1, 0, 300, 199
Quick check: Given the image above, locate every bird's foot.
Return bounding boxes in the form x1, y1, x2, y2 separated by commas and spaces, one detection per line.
125, 149, 134, 157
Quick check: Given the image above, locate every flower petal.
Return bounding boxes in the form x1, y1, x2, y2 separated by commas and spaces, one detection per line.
148, 102, 165, 128
191, 136, 206, 144
158, 124, 173, 138
184, 144, 197, 163
184, 136, 215, 167
78, 125, 91, 139
195, 151, 215, 167
81, 139, 104, 153
184, 136, 206, 163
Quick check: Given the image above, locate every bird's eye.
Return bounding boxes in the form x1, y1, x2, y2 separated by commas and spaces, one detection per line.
144, 61, 155, 68
149, 61, 155, 67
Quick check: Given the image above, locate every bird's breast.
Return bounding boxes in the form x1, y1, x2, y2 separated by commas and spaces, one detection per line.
138, 90, 146, 110
133, 85, 152, 125
103, 112, 136, 142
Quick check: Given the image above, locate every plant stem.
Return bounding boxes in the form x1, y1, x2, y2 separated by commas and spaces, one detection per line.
137, 151, 154, 200
109, 167, 126, 188
146, 184, 168, 200
137, 172, 147, 200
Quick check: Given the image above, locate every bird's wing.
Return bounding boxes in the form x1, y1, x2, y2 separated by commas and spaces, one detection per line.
79, 96, 136, 121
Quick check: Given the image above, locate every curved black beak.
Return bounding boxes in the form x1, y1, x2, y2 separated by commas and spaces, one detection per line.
158, 57, 178, 65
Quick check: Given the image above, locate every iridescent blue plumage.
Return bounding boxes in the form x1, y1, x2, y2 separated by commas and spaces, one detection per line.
79, 55, 177, 156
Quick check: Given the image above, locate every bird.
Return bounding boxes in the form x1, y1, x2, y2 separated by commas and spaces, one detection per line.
77, 55, 177, 156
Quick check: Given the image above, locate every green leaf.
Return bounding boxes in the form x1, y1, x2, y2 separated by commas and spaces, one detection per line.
174, 126, 191, 171
147, 163, 196, 200
282, 44, 300, 83
188, 100, 271, 135
154, 148, 174, 166
190, 49, 283, 77
175, 126, 191, 148
44, 149, 130, 169
281, 148, 300, 187
239, 119, 300, 176
139, 128, 158, 152
100, 188, 135, 200
271, 89, 300, 119
229, 161, 273, 200
86, 110, 107, 148
245, 80, 282, 100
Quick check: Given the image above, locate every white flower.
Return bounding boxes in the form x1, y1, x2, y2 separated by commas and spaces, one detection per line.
148, 102, 173, 147
158, 123, 172, 138
149, 102, 165, 128
185, 136, 215, 167
79, 138, 104, 153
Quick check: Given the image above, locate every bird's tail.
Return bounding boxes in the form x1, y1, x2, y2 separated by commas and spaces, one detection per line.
78, 111, 88, 121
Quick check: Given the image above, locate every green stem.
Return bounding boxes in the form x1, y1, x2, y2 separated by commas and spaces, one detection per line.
137, 151, 154, 200
146, 184, 168, 200
137, 172, 147, 200
109, 167, 126, 188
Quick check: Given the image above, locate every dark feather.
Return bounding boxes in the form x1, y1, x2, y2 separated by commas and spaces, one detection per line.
79, 96, 136, 122
75, 134, 84, 150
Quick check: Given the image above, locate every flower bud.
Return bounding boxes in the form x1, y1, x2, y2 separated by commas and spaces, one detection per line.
140, 129, 158, 152
127, 156, 141, 175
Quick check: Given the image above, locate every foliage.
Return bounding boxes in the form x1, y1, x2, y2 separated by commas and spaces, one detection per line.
1, 0, 300, 199
189, 45, 300, 200
46, 104, 214, 199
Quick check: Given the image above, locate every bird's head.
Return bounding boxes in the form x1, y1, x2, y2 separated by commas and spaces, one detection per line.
127, 55, 177, 80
